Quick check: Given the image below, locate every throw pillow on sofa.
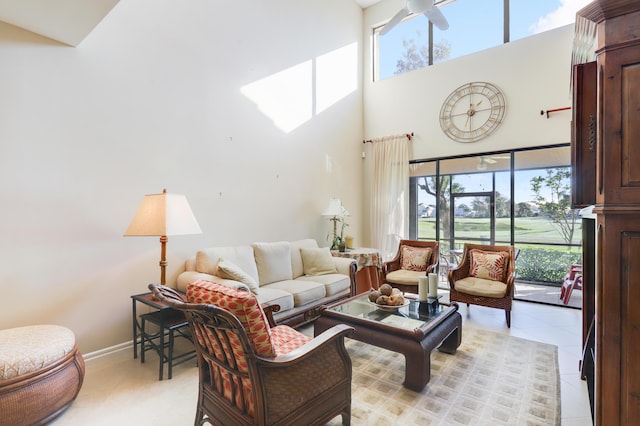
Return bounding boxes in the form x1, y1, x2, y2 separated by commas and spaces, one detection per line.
252, 241, 293, 285
216, 258, 259, 292
300, 247, 338, 276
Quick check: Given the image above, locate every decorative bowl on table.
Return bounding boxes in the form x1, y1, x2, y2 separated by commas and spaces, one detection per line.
367, 284, 408, 311
368, 299, 410, 311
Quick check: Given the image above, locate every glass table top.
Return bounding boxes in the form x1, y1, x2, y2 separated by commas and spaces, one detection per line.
325, 293, 451, 332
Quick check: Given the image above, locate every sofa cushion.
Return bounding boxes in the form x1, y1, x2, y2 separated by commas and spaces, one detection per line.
196, 246, 259, 284
254, 287, 295, 312
186, 280, 275, 358
401, 246, 431, 272
300, 247, 337, 276
252, 241, 293, 285
469, 249, 509, 282
296, 274, 351, 297
261, 280, 326, 306
454, 276, 507, 298
385, 269, 424, 286
216, 258, 259, 292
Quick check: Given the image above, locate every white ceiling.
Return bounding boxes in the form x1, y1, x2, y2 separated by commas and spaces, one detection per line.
0, 0, 380, 47
0, 0, 119, 46
355, 0, 383, 7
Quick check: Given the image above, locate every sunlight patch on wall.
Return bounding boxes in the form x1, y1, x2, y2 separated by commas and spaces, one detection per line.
316, 42, 358, 114
241, 61, 313, 133
241, 42, 358, 133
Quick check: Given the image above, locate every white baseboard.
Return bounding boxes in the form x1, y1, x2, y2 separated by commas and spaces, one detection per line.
83, 340, 133, 362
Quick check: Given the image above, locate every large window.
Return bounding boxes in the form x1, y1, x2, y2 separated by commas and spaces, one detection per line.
409, 145, 582, 286
374, 0, 592, 81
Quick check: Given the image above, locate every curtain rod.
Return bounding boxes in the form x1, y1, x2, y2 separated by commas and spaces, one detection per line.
540, 107, 571, 118
363, 132, 413, 144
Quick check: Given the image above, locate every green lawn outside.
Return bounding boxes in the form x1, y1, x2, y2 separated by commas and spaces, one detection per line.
418, 217, 582, 283
418, 217, 582, 246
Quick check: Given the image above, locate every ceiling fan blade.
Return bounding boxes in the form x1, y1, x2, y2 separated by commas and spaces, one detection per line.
424, 6, 449, 30
379, 7, 409, 36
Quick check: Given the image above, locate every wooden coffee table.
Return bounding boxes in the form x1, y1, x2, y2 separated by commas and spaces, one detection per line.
314, 293, 461, 392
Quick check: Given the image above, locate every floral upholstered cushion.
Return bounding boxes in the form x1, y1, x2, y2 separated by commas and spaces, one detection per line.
270, 325, 312, 355
187, 279, 276, 358
401, 246, 432, 272
469, 249, 509, 282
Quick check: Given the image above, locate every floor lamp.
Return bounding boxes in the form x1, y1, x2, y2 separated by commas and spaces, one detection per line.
124, 188, 202, 285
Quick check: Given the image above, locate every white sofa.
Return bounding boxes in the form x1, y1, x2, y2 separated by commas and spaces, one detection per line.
177, 239, 357, 327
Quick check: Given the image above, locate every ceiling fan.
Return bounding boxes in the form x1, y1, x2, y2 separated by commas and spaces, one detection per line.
477, 155, 510, 170
379, 0, 449, 36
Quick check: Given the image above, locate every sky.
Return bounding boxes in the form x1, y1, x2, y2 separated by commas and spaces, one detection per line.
417, 167, 568, 208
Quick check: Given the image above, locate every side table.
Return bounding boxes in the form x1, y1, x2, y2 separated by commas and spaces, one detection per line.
331, 247, 383, 294
131, 292, 196, 380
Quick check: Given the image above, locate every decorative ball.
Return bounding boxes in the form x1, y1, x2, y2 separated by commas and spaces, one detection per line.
379, 284, 393, 296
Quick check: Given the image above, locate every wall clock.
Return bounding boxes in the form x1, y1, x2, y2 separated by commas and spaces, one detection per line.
439, 81, 506, 143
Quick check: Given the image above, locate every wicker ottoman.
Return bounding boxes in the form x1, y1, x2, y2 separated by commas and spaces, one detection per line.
0, 325, 85, 426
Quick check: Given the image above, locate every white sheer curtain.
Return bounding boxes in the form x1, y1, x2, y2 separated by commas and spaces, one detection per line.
369, 134, 411, 260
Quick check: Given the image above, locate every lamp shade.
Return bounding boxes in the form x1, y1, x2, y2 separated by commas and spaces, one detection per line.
124, 189, 202, 237
322, 198, 349, 218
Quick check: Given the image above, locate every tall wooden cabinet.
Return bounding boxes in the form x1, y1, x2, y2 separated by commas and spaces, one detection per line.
574, 1, 640, 424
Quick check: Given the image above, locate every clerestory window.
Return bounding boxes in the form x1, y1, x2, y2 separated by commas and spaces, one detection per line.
374, 0, 592, 82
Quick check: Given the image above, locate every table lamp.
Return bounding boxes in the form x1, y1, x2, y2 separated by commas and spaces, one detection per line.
322, 198, 349, 249
124, 188, 202, 285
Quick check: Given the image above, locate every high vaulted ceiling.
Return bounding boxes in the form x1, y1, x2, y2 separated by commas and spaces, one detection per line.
0, 0, 380, 47
355, 0, 383, 7
0, 0, 119, 46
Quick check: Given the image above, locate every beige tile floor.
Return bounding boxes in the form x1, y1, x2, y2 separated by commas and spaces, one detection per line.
52, 298, 593, 425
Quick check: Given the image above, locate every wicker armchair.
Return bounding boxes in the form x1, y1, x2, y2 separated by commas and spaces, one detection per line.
149, 282, 353, 426
382, 240, 439, 294
448, 243, 516, 327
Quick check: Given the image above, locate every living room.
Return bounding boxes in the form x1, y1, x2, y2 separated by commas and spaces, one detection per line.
0, 0, 595, 424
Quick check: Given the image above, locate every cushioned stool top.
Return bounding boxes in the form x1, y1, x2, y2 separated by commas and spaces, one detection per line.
0, 325, 76, 380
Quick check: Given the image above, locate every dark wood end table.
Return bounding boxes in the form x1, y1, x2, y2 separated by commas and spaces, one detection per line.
314, 293, 461, 392
131, 291, 196, 380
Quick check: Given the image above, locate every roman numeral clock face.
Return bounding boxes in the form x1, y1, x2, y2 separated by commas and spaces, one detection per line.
439, 82, 506, 143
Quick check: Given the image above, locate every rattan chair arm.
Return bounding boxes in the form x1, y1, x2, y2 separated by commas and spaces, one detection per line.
448, 258, 470, 283
382, 258, 401, 276
256, 324, 353, 366
254, 325, 353, 426
261, 303, 281, 327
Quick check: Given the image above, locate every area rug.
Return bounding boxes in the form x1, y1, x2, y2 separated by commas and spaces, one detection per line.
327, 327, 560, 426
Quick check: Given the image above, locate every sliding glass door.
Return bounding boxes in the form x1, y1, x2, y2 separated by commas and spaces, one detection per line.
409, 145, 582, 306
451, 192, 495, 248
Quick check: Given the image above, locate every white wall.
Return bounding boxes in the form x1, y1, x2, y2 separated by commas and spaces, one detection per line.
0, 0, 364, 353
